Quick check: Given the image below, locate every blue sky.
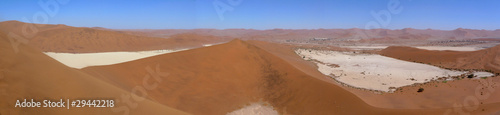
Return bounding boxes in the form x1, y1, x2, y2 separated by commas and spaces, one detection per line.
0, 0, 499, 30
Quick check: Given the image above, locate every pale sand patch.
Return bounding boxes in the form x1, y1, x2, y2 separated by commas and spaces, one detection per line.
414, 46, 482, 51
473, 72, 494, 77
296, 49, 465, 92
341, 46, 388, 50
45, 49, 187, 69
203, 42, 225, 47
342, 46, 481, 51
226, 103, 278, 115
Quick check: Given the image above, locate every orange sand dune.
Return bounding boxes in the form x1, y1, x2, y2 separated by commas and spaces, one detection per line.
0, 20, 69, 34
82, 39, 500, 114
0, 21, 231, 53
0, 32, 188, 115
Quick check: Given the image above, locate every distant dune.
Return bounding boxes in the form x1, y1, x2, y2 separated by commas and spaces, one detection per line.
0, 21, 231, 53
117, 27, 500, 42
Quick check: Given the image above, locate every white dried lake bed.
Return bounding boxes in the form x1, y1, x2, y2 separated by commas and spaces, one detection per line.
296, 49, 466, 92
45, 43, 222, 69
473, 72, 495, 78
341, 46, 483, 51
414, 46, 482, 51
45, 49, 187, 69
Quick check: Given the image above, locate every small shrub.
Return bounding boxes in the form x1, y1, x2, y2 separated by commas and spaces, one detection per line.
417, 88, 424, 93
467, 74, 474, 78
442, 81, 447, 83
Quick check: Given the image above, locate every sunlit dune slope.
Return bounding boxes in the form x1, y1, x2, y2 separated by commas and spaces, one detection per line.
0, 32, 188, 115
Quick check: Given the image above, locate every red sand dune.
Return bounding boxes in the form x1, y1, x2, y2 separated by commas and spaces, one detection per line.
0, 21, 231, 53
0, 32, 188, 114
82, 39, 500, 114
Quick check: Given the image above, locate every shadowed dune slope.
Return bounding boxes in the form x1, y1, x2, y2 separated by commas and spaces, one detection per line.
82, 39, 496, 115
380, 45, 500, 73
0, 32, 188, 115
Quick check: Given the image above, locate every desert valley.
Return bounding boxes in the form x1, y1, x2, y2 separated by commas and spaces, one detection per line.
1, 0, 500, 114
1, 20, 500, 115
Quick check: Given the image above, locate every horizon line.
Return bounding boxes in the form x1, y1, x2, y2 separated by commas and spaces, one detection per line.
3, 20, 500, 31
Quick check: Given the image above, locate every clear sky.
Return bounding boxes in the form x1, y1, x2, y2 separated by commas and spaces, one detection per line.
0, 0, 499, 30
